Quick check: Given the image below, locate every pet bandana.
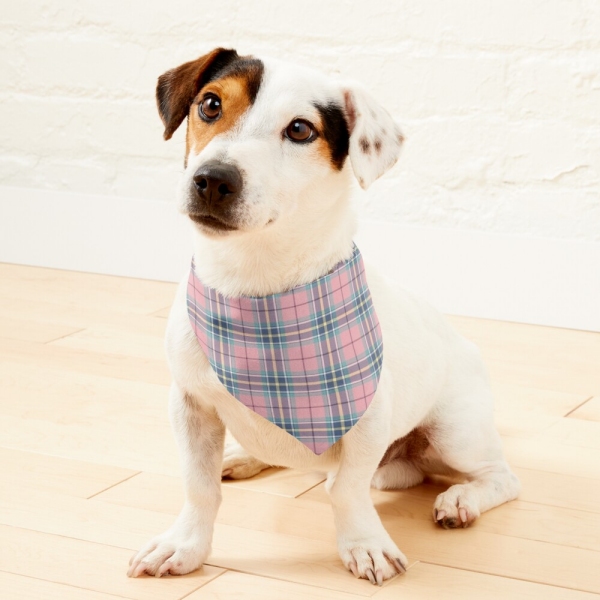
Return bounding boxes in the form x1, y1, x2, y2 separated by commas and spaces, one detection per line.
186, 245, 383, 454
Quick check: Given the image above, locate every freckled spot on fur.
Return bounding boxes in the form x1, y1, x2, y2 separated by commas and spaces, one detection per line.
374, 139, 382, 154
359, 137, 371, 154
397, 132, 405, 144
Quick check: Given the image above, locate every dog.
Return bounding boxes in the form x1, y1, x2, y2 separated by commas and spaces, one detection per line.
127, 47, 520, 585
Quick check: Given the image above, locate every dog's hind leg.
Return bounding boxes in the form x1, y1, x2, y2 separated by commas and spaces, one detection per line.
370, 428, 428, 490
371, 459, 424, 490
221, 438, 271, 479
429, 388, 520, 529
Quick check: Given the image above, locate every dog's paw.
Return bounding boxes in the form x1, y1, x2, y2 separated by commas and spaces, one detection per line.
338, 537, 407, 585
433, 483, 480, 529
127, 529, 210, 578
222, 441, 269, 480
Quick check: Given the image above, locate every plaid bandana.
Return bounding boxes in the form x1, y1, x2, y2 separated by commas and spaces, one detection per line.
186, 245, 383, 454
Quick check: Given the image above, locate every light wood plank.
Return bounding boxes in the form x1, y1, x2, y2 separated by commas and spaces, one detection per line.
537, 418, 600, 450
3, 263, 600, 599
191, 570, 367, 600
98, 471, 325, 517
387, 514, 600, 593
209, 525, 383, 596
0, 447, 137, 499
447, 315, 600, 360
93, 471, 600, 591
492, 383, 588, 438
0, 360, 178, 474
0, 486, 173, 550
96, 472, 335, 541
98, 469, 600, 553
374, 562, 600, 600
304, 479, 600, 552
0, 337, 170, 385
0, 572, 125, 600
0, 262, 177, 315
299, 484, 600, 593
448, 315, 600, 396
0, 486, 384, 597
475, 499, 600, 551
568, 396, 600, 422
502, 436, 600, 479
0, 362, 321, 489
514, 467, 600, 513
0, 414, 180, 476
0, 525, 223, 600
0, 361, 169, 423
0, 295, 170, 338
0, 315, 81, 343
222, 466, 325, 498
51, 323, 167, 361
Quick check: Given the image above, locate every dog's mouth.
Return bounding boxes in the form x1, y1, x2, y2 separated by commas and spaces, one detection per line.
188, 213, 238, 231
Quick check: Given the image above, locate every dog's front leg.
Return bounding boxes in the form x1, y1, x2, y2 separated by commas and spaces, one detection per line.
128, 382, 224, 577
328, 411, 408, 585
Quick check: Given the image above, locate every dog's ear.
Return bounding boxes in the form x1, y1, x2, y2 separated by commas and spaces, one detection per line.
156, 48, 239, 140
341, 82, 404, 189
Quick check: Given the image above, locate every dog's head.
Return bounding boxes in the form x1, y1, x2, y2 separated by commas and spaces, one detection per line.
157, 48, 404, 236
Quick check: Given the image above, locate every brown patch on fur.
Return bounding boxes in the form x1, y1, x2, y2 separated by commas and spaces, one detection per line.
359, 136, 371, 154
187, 75, 255, 155
312, 102, 350, 170
378, 428, 430, 468
156, 48, 239, 140
314, 136, 334, 166
374, 139, 382, 154
156, 49, 263, 157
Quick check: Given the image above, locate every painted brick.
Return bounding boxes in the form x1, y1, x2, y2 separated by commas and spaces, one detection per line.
1, 0, 599, 242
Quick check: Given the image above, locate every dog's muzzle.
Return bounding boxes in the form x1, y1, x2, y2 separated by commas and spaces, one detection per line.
189, 160, 243, 231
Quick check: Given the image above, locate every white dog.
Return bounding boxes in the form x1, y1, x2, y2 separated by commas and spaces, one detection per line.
128, 48, 520, 585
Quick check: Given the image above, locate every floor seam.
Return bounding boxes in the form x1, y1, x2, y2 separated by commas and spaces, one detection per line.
0, 569, 132, 599
418, 560, 599, 594
178, 568, 229, 599
43, 327, 87, 344
86, 471, 143, 500
563, 396, 594, 418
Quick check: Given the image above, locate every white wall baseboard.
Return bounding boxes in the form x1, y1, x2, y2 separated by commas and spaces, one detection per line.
2, 185, 599, 332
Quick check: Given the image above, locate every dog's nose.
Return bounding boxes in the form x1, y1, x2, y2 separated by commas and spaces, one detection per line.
193, 161, 242, 207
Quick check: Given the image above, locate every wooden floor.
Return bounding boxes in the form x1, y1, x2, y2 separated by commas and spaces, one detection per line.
1, 262, 599, 600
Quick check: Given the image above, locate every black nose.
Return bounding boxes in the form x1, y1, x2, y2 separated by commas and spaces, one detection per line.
193, 161, 242, 207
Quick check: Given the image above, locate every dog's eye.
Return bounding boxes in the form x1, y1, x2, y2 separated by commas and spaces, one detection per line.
284, 119, 315, 143
199, 94, 222, 121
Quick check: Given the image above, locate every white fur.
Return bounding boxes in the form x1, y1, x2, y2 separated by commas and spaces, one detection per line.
128, 54, 520, 585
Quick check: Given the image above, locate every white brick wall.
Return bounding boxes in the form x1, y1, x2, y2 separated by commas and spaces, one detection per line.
1, 0, 599, 241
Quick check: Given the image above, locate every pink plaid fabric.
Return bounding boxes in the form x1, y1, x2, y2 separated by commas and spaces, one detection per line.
187, 245, 383, 454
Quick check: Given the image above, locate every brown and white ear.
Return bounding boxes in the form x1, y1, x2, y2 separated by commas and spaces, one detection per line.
156, 47, 238, 140
342, 82, 404, 189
